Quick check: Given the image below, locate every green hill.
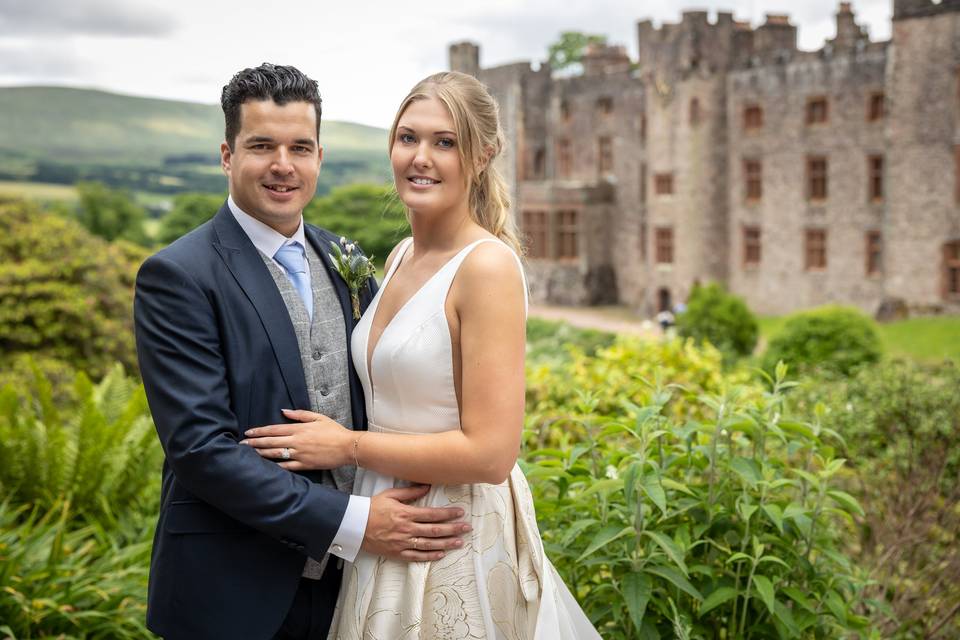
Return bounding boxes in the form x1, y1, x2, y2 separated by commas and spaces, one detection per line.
0, 86, 391, 196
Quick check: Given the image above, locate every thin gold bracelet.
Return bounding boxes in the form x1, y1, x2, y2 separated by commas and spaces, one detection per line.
352, 432, 364, 468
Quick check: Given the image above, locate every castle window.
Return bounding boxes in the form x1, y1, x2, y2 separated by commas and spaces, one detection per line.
868, 92, 885, 121
805, 96, 829, 125
807, 156, 828, 201
744, 104, 763, 130
805, 229, 827, 270
532, 147, 546, 180
690, 98, 701, 126
560, 99, 571, 122
640, 163, 647, 203
556, 210, 579, 260
557, 139, 572, 178
654, 173, 674, 196
522, 210, 549, 259
743, 226, 761, 267
640, 222, 647, 260
598, 136, 614, 175
596, 96, 613, 115
655, 227, 674, 264
944, 240, 960, 299
868, 155, 884, 202
640, 114, 647, 142
866, 231, 882, 276
744, 159, 762, 201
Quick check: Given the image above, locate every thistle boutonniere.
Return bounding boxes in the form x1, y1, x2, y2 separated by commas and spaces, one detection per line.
329, 237, 376, 319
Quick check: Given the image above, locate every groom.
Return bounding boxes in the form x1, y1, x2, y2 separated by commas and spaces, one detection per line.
134, 63, 467, 640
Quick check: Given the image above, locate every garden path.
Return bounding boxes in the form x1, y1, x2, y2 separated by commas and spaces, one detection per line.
528, 304, 660, 338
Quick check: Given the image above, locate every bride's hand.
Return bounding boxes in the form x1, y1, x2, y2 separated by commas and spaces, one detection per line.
240, 409, 353, 471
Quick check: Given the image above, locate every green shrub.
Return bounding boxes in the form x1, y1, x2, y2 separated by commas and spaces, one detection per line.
157, 192, 225, 245
0, 364, 161, 523
526, 318, 616, 365
676, 282, 759, 361
0, 500, 153, 640
0, 199, 145, 378
73, 181, 149, 245
762, 306, 881, 376
523, 361, 872, 639
800, 361, 960, 638
303, 183, 409, 262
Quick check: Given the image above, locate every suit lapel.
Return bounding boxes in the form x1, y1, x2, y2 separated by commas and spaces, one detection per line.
211, 205, 310, 411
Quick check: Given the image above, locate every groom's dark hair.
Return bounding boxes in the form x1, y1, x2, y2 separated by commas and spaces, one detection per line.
221, 63, 322, 151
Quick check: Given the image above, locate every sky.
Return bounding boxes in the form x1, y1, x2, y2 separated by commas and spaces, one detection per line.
0, 0, 893, 128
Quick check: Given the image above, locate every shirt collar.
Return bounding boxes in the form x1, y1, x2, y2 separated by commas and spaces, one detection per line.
227, 195, 306, 258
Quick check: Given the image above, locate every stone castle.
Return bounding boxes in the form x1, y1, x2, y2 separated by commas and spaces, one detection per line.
449, 0, 960, 316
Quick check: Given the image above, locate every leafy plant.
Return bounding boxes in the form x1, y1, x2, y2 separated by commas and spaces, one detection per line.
73, 181, 149, 245
0, 499, 153, 640
676, 282, 759, 362
761, 306, 881, 376
303, 183, 409, 262
0, 199, 145, 378
0, 363, 161, 523
523, 360, 872, 639
157, 191, 225, 245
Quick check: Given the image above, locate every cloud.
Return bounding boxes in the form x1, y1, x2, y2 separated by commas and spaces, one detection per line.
0, 43, 82, 78
0, 0, 177, 37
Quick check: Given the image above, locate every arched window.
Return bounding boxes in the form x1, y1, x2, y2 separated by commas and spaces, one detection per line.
944, 240, 960, 300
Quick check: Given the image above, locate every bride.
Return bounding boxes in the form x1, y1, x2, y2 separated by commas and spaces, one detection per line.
246, 71, 600, 640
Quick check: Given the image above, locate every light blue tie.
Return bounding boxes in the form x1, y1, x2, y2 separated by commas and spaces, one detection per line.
273, 242, 313, 320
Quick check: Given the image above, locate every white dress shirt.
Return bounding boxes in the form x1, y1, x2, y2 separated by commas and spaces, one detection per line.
228, 195, 369, 563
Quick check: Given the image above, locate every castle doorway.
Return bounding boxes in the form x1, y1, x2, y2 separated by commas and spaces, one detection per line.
657, 287, 672, 312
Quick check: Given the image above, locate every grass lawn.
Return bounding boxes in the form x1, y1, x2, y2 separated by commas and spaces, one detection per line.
0, 180, 77, 202
759, 314, 960, 363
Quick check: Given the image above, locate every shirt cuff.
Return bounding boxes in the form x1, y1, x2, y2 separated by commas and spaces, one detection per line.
327, 495, 369, 562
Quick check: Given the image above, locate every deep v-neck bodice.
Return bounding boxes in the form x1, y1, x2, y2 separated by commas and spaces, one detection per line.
351, 237, 524, 433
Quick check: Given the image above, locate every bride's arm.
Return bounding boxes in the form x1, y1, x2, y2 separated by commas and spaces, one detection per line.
243, 242, 526, 485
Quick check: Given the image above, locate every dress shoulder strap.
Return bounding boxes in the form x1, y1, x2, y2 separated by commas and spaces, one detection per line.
380, 237, 413, 287
438, 238, 529, 313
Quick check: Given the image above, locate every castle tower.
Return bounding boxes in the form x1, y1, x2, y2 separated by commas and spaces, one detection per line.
449, 42, 480, 77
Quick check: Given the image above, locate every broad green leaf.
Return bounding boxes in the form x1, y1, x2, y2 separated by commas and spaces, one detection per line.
822, 458, 846, 478
824, 589, 847, 624
752, 574, 775, 615
577, 525, 633, 561
660, 477, 695, 496
757, 555, 790, 570
623, 461, 641, 507
645, 565, 703, 602
638, 619, 661, 640
699, 586, 738, 616
827, 490, 865, 516
524, 466, 566, 480
773, 599, 801, 638
641, 473, 667, 515
644, 530, 688, 575
737, 501, 758, 522
725, 552, 753, 565
792, 468, 819, 486
783, 502, 808, 521
622, 572, 652, 630
779, 420, 814, 439
581, 478, 623, 498
567, 444, 591, 468
730, 456, 762, 486
762, 504, 784, 533
560, 519, 598, 546
782, 587, 816, 613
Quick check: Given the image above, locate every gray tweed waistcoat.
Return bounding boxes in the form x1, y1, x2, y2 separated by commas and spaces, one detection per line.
260, 239, 355, 578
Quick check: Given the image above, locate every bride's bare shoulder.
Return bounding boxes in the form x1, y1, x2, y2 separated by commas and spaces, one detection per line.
453, 240, 525, 309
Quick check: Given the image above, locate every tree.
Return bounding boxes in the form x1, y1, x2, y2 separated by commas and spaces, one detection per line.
303, 183, 409, 263
158, 192, 225, 245
547, 31, 607, 70
74, 181, 148, 245
0, 199, 145, 379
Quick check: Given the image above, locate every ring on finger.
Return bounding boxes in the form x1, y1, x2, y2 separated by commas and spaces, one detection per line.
281, 448, 291, 461
412, 537, 420, 550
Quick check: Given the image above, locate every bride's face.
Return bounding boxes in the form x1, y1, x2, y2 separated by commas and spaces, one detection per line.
391, 97, 468, 217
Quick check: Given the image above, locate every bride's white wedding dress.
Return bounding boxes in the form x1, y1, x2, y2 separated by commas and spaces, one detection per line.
329, 237, 600, 639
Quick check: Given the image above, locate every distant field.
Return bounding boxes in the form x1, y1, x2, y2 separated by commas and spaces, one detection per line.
759, 314, 960, 363
0, 180, 77, 201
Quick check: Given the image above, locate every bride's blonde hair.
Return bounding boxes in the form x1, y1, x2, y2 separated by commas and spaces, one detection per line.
388, 71, 522, 255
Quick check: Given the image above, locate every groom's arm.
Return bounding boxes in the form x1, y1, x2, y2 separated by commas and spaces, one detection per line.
135, 252, 349, 560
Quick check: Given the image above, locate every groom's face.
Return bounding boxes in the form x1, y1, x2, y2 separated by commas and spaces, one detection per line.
220, 99, 322, 236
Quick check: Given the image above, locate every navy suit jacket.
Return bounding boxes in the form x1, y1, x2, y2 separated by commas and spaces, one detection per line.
134, 203, 377, 639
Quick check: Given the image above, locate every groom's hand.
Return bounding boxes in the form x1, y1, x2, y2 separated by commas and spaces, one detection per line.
362, 485, 471, 562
